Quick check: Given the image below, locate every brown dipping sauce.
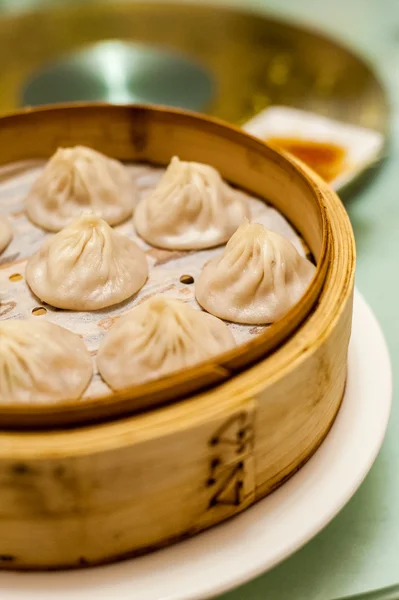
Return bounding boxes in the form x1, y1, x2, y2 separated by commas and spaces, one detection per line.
267, 137, 346, 182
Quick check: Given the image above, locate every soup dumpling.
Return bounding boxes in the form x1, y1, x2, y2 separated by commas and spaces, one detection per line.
134, 156, 249, 250
26, 145, 137, 231
25, 214, 148, 311
0, 320, 92, 405
0, 216, 12, 254
97, 295, 235, 389
195, 220, 315, 325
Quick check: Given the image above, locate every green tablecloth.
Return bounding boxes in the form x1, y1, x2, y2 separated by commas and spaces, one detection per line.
215, 0, 398, 598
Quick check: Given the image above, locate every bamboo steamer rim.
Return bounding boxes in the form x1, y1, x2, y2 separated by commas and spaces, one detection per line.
0, 103, 337, 429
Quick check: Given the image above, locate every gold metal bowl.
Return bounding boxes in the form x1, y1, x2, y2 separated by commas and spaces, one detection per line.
0, 1, 388, 132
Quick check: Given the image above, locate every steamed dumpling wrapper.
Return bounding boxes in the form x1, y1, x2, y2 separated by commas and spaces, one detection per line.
195, 220, 315, 325
97, 296, 236, 389
26, 214, 148, 310
134, 156, 250, 250
26, 146, 137, 232
0, 216, 12, 254
0, 320, 92, 405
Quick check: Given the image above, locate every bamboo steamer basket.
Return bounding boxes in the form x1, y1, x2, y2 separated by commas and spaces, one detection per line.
0, 104, 355, 569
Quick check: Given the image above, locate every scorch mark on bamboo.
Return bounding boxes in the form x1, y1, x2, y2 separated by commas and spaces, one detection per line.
207, 410, 255, 509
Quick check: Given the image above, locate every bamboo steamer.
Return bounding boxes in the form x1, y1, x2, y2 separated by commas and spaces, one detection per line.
0, 104, 355, 569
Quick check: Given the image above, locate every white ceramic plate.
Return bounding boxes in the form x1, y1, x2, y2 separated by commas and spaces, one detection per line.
0, 290, 392, 600
243, 106, 384, 191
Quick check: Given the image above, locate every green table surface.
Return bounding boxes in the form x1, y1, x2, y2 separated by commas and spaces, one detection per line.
0, 0, 397, 598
